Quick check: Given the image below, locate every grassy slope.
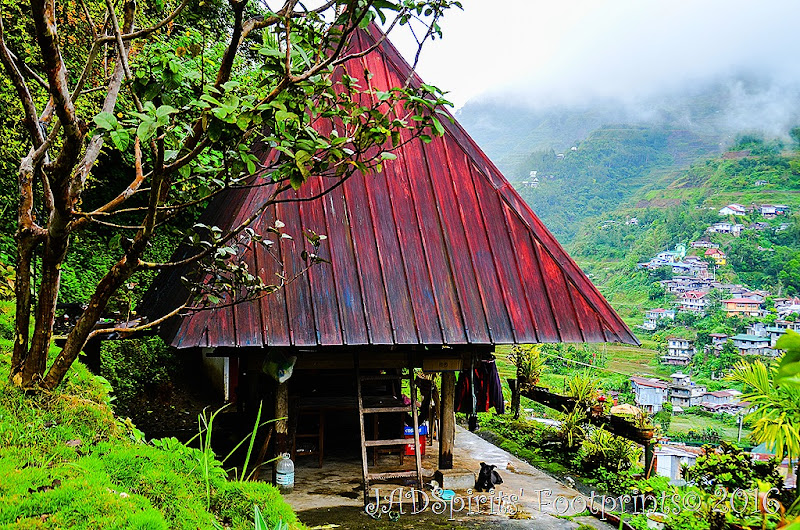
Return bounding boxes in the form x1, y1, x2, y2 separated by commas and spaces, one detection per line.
669, 414, 752, 443
0, 302, 302, 530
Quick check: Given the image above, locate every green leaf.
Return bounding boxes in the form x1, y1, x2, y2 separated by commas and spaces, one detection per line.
289, 168, 304, 190
155, 104, 177, 118
775, 330, 800, 386
431, 116, 445, 136
137, 118, 157, 141
380, 152, 397, 160
110, 129, 130, 151
94, 112, 118, 131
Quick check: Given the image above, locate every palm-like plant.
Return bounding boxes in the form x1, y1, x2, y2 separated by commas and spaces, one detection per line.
727, 353, 800, 466
578, 427, 642, 473
566, 372, 600, 406
509, 344, 545, 391
558, 408, 588, 451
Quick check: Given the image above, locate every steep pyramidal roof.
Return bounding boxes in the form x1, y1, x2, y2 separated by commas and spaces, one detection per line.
146, 26, 639, 349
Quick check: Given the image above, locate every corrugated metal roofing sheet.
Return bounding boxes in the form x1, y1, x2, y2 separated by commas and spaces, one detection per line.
144, 26, 639, 349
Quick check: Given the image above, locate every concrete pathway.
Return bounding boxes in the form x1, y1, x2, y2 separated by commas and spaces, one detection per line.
285, 426, 615, 529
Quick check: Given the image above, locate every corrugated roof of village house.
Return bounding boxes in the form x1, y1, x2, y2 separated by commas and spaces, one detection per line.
144, 26, 638, 350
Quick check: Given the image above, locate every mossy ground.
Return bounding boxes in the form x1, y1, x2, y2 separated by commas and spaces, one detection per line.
0, 302, 302, 529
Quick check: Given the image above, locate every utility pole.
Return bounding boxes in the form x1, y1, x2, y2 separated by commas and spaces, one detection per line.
737, 413, 743, 443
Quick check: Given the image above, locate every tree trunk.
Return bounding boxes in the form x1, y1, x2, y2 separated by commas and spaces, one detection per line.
41, 254, 138, 389
10, 237, 34, 383
24, 232, 69, 386
510, 378, 521, 420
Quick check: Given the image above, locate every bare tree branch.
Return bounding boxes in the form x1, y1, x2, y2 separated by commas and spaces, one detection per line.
86, 302, 189, 340
97, 0, 192, 44
5, 48, 49, 91
69, 3, 135, 231
0, 17, 45, 148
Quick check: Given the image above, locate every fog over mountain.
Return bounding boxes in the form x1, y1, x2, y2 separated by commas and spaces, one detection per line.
455, 74, 800, 174
388, 1, 800, 168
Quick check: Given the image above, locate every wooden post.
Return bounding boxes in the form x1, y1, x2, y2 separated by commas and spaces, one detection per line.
644, 441, 654, 479
509, 378, 521, 419
274, 381, 290, 480
439, 371, 455, 469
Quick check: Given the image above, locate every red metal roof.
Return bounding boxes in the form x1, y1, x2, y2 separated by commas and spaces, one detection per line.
724, 298, 760, 304
145, 27, 638, 350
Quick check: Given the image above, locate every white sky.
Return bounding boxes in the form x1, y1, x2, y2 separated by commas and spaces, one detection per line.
389, 1, 800, 109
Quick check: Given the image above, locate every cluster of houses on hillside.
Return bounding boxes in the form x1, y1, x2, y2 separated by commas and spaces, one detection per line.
631, 372, 745, 415
637, 238, 800, 332
718, 203, 790, 218
654, 318, 800, 367
641, 272, 773, 321
638, 244, 716, 278
705, 203, 792, 238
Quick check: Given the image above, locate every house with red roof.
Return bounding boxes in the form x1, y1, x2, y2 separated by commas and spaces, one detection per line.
704, 248, 726, 266
723, 298, 763, 317
679, 290, 708, 313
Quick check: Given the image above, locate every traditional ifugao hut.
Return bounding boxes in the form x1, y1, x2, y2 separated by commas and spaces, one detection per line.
144, 26, 638, 498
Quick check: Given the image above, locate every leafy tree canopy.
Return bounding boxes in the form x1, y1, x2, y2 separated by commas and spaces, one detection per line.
0, 0, 461, 389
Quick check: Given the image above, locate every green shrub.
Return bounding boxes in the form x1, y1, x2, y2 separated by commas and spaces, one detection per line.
577, 427, 642, 473
211, 481, 301, 530
0, 342, 301, 529
0, 309, 13, 342
99, 337, 177, 415
665, 509, 710, 530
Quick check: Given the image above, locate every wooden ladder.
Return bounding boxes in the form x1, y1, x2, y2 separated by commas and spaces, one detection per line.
355, 353, 423, 504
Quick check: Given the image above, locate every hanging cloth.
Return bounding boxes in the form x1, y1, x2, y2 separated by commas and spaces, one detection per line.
455, 357, 505, 414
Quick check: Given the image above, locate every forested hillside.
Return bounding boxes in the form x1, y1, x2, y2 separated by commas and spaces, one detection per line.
565, 135, 800, 319
513, 125, 719, 242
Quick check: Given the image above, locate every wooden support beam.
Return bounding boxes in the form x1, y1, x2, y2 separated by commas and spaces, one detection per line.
439, 371, 455, 469
519, 386, 654, 445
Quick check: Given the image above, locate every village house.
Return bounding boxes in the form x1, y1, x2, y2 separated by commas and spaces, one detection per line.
708, 222, 743, 236
521, 171, 539, 188
775, 297, 800, 318
642, 308, 675, 331
704, 248, 726, 266
760, 204, 790, 218
631, 377, 670, 413
730, 334, 775, 356
719, 204, 747, 216
679, 290, 708, 313
647, 308, 676, 320
698, 390, 746, 414
722, 298, 763, 317
748, 222, 771, 231
660, 277, 711, 295
141, 25, 639, 499
656, 445, 701, 484
706, 333, 730, 352
671, 262, 694, 276
667, 338, 694, 356
690, 236, 719, 249
701, 389, 741, 406
669, 372, 706, 408
754, 179, 769, 186
747, 322, 767, 336
774, 320, 800, 333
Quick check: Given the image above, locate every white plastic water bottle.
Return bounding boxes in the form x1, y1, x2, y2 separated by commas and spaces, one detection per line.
275, 453, 295, 493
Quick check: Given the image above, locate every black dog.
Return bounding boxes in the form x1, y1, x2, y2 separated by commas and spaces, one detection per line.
474, 462, 503, 492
